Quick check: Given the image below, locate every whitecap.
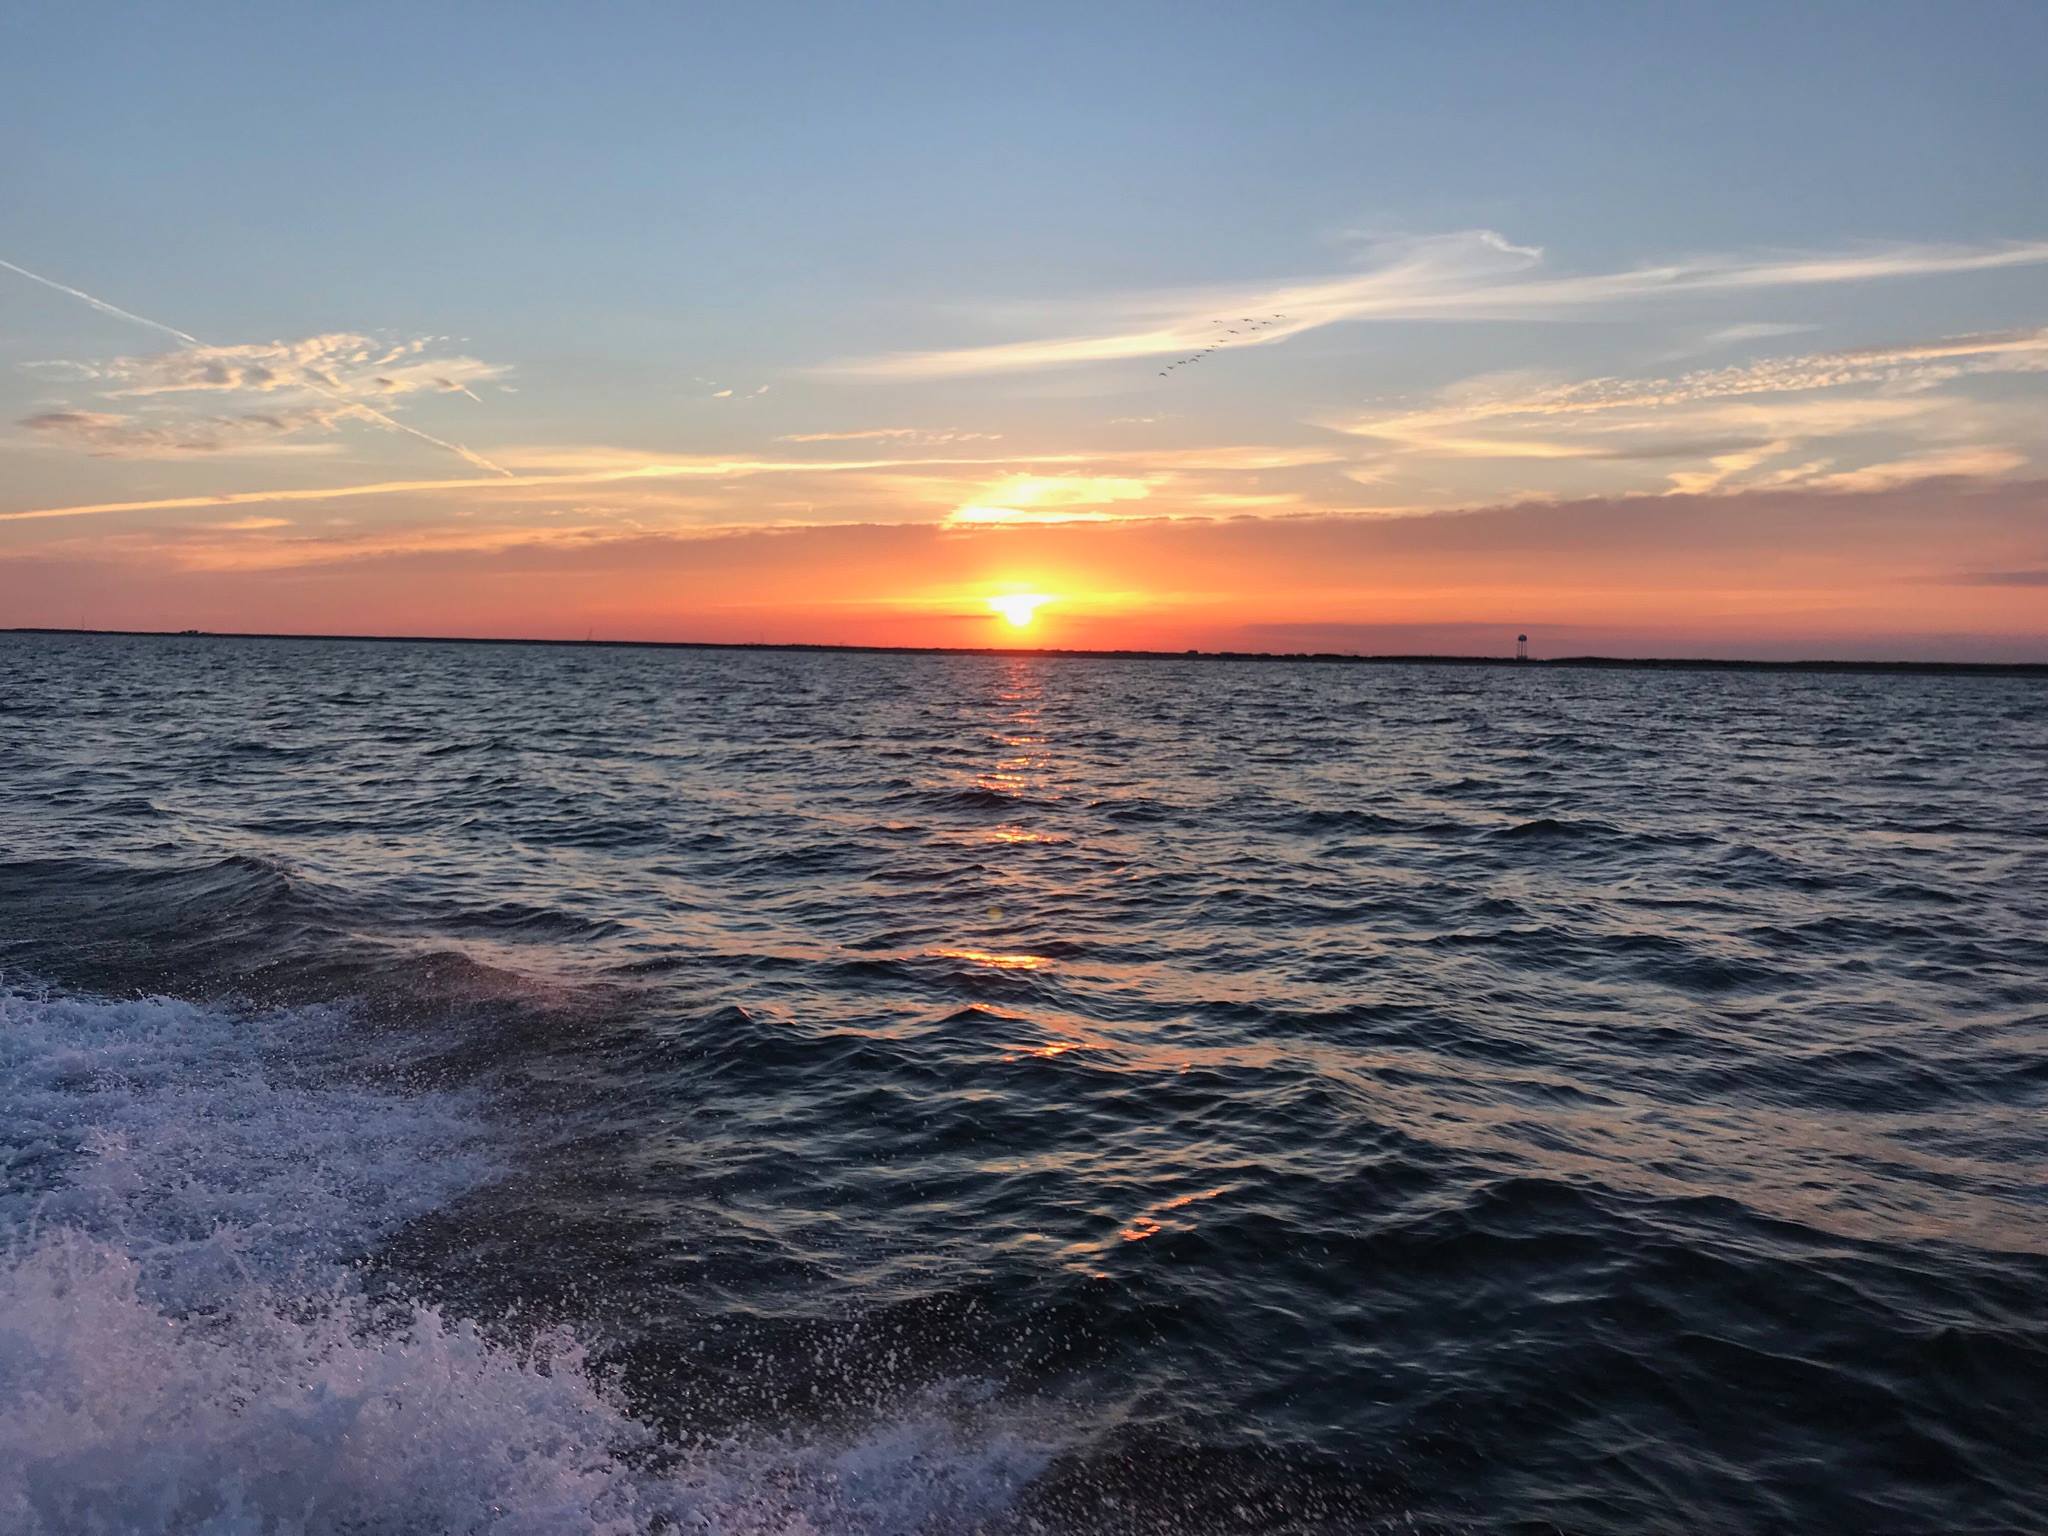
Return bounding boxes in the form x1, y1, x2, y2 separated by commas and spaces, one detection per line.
0, 986, 1060, 1535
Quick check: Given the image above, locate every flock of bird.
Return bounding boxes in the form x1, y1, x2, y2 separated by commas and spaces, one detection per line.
1157, 314, 1288, 378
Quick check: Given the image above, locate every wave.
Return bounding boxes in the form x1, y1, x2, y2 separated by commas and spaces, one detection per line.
0, 853, 351, 945
1, 1232, 1056, 1536
0, 984, 1061, 1536
0, 985, 496, 1314
1279, 807, 1467, 838
894, 786, 1051, 814
1485, 815, 1617, 842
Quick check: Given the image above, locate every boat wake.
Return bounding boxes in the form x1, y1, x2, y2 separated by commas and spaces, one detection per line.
0, 985, 1058, 1536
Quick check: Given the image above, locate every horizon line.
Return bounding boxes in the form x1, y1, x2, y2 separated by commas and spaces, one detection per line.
4, 627, 2043, 678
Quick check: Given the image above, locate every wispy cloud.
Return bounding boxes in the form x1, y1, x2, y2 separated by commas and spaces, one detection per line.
0, 451, 1069, 523
22, 406, 355, 457
41, 333, 509, 404
945, 473, 1157, 526
1800, 446, 2028, 494
2, 256, 513, 474
0, 438, 1350, 525
827, 232, 2048, 378
1679, 321, 1822, 357
1113, 445, 1346, 471
695, 378, 772, 401
1322, 326, 2048, 494
1329, 329, 2048, 444
778, 427, 1004, 444
54, 517, 636, 574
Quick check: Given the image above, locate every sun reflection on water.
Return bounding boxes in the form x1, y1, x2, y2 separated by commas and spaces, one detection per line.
983, 826, 1066, 845
927, 947, 1051, 971
1118, 1186, 1233, 1244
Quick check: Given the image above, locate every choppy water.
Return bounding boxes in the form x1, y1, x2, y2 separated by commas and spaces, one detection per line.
1, 632, 2044, 1535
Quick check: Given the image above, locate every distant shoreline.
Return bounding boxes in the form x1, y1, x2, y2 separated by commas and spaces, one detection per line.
6, 627, 2045, 678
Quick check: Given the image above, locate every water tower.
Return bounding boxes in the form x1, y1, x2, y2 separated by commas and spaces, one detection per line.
1516, 633, 1529, 661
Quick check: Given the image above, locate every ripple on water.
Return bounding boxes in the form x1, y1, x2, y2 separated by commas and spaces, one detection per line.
0, 634, 2045, 1534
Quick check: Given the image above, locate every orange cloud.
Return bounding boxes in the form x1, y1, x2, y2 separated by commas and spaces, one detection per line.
946, 473, 1156, 526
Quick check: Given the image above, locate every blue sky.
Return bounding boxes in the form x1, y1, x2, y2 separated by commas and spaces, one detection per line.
1, 3, 2044, 653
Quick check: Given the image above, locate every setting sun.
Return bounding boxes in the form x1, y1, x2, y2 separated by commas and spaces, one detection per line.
986, 592, 1053, 629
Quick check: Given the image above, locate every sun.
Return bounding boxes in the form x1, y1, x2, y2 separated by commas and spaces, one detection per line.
986, 592, 1053, 629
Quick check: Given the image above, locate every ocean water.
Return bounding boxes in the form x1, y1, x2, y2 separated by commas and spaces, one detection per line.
1, 631, 2043, 1535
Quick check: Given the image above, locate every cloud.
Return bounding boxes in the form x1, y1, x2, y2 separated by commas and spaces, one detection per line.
51, 333, 507, 403
1112, 445, 1347, 471
1800, 446, 2028, 494
21, 406, 354, 457
1183, 491, 1306, 511
0, 451, 1076, 523
778, 427, 1005, 444
940, 470, 1318, 526
1331, 327, 2048, 443
946, 473, 1156, 526
826, 232, 2048, 378
1, 255, 512, 474
16, 333, 512, 460
1322, 326, 2047, 495
56, 517, 637, 574
0, 436, 1359, 526
1685, 322, 1822, 355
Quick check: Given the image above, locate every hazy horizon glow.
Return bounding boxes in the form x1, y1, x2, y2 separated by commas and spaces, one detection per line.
4, 4, 2045, 659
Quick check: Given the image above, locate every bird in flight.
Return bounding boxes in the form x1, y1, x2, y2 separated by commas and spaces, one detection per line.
1153, 314, 1289, 384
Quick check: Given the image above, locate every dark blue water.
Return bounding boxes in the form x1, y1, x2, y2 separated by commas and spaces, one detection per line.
2, 632, 2044, 1534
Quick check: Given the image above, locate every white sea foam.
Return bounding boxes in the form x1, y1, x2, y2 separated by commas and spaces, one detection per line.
0, 986, 1057, 1535
0, 987, 496, 1309
0, 1231, 659, 1534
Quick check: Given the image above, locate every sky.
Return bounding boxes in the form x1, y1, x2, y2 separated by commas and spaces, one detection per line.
3, 2, 2045, 658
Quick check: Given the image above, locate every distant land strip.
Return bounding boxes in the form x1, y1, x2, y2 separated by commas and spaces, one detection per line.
4, 627, 2045, 677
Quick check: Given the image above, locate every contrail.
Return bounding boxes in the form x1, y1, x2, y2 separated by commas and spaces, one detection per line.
0, 450, 1106, 522
0, 258, 202, 346
0, 255, 513, 476
319, 392, 512, 477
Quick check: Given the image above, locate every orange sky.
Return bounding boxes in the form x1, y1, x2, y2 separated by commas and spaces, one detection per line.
4, 478, 2043, 661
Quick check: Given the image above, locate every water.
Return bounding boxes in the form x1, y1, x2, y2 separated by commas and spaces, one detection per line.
1, 631, 2044, 1534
